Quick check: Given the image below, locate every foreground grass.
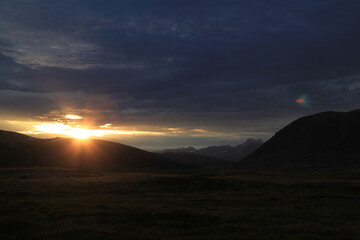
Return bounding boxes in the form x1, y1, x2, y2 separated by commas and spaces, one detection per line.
0, 168, 359, 239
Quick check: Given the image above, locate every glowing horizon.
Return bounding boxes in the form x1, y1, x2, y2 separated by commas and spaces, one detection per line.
1, 116, 246, 149
24, 122, 164, 139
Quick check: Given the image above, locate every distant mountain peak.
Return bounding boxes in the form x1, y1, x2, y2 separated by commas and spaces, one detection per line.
247, 138, 261, 142
155, 138, 263, 161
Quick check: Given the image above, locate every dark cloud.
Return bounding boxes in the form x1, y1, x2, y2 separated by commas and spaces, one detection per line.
1, 0, 360, 148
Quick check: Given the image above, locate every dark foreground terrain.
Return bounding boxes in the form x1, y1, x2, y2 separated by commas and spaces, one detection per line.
0, 168, 359, 240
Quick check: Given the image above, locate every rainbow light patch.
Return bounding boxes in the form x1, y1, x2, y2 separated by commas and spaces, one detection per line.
295, 94, 310, 107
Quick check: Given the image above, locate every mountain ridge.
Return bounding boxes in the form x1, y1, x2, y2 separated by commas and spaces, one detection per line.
0, 130, 183, 171
0, 130, 232, 171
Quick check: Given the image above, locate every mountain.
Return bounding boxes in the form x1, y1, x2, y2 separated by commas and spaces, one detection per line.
155, 138, 263, 161
0, 130, 183, 171
240, 110, 360, 170
157, 146, 197, 153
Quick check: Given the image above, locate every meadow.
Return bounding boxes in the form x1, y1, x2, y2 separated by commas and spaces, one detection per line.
0, 168, 359, 240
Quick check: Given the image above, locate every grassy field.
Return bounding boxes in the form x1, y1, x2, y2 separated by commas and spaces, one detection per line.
0, 168, 359, 240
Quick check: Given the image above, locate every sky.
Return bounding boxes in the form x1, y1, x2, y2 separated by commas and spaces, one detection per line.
1, 0, 360, 150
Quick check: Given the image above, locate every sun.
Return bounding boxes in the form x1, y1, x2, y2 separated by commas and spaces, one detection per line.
66, 129, 92, 139
33, 123, 95, 139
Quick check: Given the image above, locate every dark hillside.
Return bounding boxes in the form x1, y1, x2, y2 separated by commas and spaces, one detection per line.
240, 110, 360, 170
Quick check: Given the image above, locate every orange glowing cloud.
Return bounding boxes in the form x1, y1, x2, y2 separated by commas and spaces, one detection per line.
65, 114, 83, 120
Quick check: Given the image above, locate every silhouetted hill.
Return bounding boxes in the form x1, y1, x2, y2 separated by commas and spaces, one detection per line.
240, 110, 360, 170
0, 129, 39, 142
155, 138, 263, 161
0, 130, 183, 171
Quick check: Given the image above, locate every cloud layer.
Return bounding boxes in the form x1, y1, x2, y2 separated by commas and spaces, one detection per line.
1, 0, 360, 148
